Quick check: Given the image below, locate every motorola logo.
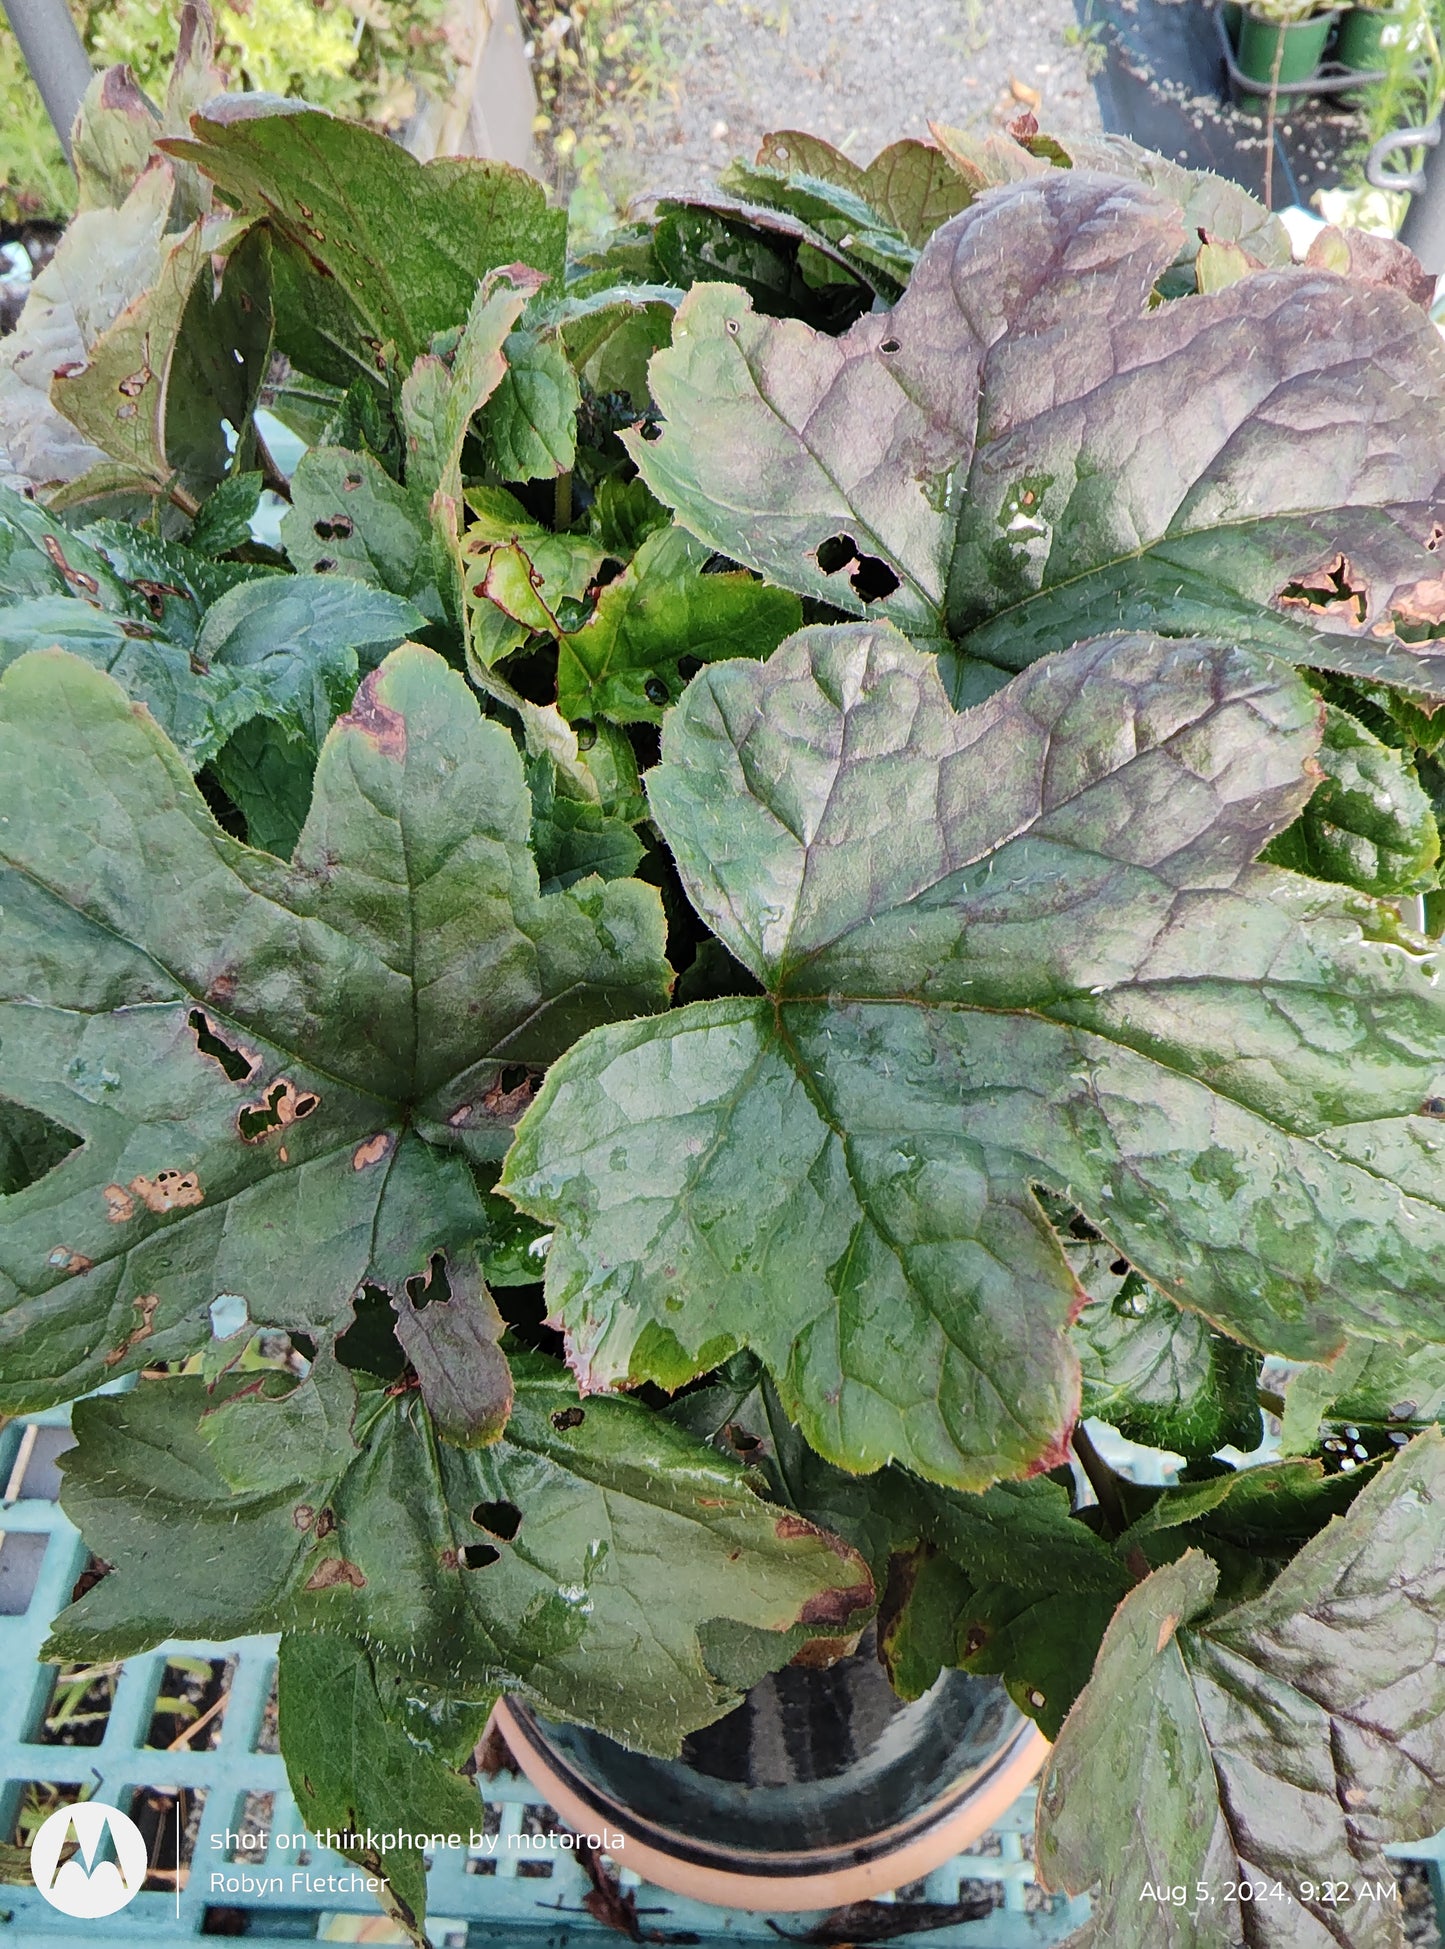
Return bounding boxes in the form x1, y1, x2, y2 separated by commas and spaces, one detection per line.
29, 1800, 148, 1918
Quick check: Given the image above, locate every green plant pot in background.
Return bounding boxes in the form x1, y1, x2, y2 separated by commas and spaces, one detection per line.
1335, 3, 1415, 70
1224, 0, 1245, 38
1236, 7, 1337, 81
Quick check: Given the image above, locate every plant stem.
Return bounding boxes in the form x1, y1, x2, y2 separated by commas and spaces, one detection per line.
554, 469, 573, 529
1072, 1421, 1127, 1538
1263, 20, 1286, 212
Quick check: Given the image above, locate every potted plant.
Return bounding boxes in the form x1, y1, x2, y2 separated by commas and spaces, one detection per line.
1235, 0, 1340, 81
1335, 0, 1420, 70
5, 37, 1445, 1946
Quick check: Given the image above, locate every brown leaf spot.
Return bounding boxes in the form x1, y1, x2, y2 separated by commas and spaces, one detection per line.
1155, 1612, 1181, 1654
314, 1508, 337, 1539
1419, 1098, 1445, 1118
479, 1068, 539, 1124
304, 1557, 365, 1591
799, 1578, 874, 1630
775, 1513, 816, 1542
1278, 554, 1369, 627
339, 667, 406, 759
790, 1628, 863, 1670
52, 360, 86, 380
1343, 1785, 1370, 1808
103, 1292, 159, 1367
963, 1624, 990, 1658
238, 1079, 320, 1143
439, 1548, 460, 1570
47, 1246, 93, 1273
103, 1183, 136, 1223
41, 533, 99, 596
448, 1104, 473, 1126
352, 1132, 393, 1171
1390, 576, 1445, 635
551, 1406, 585, 1431
131, 578, 187, 621
293, 1504, 316, 1531
130, 1169, 203, 1213
117, 365, 152, 398
1007, 108, 1040, 139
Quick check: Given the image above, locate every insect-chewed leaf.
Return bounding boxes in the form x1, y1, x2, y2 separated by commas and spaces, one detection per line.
503, 623, 1445, 1491
0, 642, 669, 1410
1037, 1432, 1445, 1947
44, 1352, 874, 1755
629, 170, 1445, 694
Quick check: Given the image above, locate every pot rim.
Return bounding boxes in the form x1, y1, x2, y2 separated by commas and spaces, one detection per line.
490, 1694, 1051, 1913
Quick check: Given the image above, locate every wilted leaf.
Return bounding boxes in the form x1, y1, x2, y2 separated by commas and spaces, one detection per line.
46, 1352, 874, 1754
391, 1248, 512, 1449
460, 484, 605, 670
0, 642, 668, 1409
165, 100, 566, 379
556, 527, 802, 724
1038, 1433, 1445, 1946
504, 625, 1445, 1491
0, 162, 175, 495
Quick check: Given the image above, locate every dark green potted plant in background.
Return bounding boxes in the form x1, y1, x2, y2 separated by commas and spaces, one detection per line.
1335, 0, 1420, 72
1236, 0, 1340, 80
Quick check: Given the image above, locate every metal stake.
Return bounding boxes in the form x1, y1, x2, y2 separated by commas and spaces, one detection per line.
0, 0, 92, 163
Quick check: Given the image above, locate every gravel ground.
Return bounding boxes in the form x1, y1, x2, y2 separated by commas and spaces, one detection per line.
610, 0, 1102, 199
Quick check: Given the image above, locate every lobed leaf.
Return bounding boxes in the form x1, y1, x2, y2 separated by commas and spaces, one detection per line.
0, 642, 668, 1409
45, 1352, 874, 1754
504, 624, 1445, 1491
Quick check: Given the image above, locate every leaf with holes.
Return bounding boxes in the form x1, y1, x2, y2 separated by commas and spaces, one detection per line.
556, 526, 802, 724
46, 1352, 875, 1754
0, 640, 668, 1411
1037, 1432, 1445, 1947
630, 171, 1445, 697
503, 623, 1445, 1492
283, 448, 443, 617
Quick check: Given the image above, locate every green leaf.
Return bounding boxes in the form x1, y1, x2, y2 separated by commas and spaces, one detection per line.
195, 575, 427, 750
210, 720, 317, 859
504, 624, 1445, 1491
717, 162, 919, 285
391, 1247, 512, 1449
283, 448, 444, 618
1283, 1338, 1445, 1447
0, 641, 668, 1409
754, 131, 977, 248
278, 1632, 482, 1946
189, 473, 264, 557
479, 330, 580, 483
1263, 701, 1439, 895
556, 527, 803, 724
1072, 1264, 1263, 1457
461, 486, 605, 670
165, 101, 566, 379
45, 1353, 874, 1754
527, 752, 645, 895
1037, 1433, 1445, 1944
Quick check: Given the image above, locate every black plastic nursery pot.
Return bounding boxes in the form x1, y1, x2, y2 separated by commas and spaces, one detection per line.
492, 1635, 1048, 1910
1236, 8, 1340, 83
